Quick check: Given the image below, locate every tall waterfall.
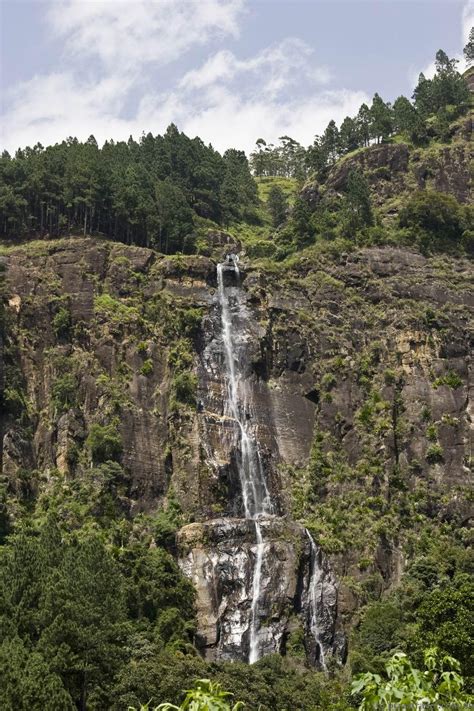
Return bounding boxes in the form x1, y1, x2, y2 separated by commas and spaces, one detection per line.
217, 256, 273, 663
202, 255, 338, 667
216, 257, 273, 519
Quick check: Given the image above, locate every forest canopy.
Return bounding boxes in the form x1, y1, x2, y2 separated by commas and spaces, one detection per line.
0, 124, 257, 251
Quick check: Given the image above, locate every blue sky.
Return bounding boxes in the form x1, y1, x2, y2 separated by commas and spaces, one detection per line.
1, 0, 472, 155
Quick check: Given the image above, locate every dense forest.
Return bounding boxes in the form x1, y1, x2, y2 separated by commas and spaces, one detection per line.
0, 39, 473, 711
0, 125, 258, 250
0, 49, 471, 257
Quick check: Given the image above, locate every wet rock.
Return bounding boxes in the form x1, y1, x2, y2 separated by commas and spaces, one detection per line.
177, 517, 340, 666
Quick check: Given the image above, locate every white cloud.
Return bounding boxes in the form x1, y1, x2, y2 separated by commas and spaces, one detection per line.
176, 87, 369, 154
1, 0, 366, 155
1, 71, 138, 151
47, 0, 245, 73
179, 39, 331, 97
462, 0, 473, 44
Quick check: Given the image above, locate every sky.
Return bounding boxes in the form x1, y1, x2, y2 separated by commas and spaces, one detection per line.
0, 0, 472, 155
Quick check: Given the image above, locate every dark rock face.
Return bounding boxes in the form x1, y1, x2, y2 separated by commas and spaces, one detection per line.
464, 69, 474, 94
423, 145, 472, 203
300, 183, 321, 211
1, 239, 211, 511
205, 229, 242, 259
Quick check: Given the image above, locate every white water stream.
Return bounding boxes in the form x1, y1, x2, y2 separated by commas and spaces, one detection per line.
216, 255, 328, 666
217, 256, 272, 663
306, 530, 328, 670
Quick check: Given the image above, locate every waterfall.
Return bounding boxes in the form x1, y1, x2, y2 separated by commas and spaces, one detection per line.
306, 529, 328, 671
248, 520, 264, 664
213, 255, 334, 667
216, 255, 273, 662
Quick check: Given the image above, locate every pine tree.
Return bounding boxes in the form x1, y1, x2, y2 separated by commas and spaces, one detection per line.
267, 185, 288, 228
322, 120, 340, 164
392, 96, 418, 134
339, 116, 360, 154
154, 180, 194, 253
431, 50, 469, 109
36, 535, 128, 710
369, 93, 393, 143
0, 637, 75, 711
291, 195, 314, 248
464, 27, 474, 67
0, 124, 258, 248
413, 72, 435, 117
342, 169, 373, 236
356, 103, 372, 147
306, 135, 329, 179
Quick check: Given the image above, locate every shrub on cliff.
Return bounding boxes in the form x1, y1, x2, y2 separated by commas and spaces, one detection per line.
86, 422, 123, 464
399, 190, 467, 252
172, 371, 197, 407
51, 372, 78, 414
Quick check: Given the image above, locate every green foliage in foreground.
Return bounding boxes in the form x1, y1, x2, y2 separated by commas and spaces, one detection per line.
154, 678, 244, 711
0, 508, 355, 710
132, 651, 473, 711
0, 516, 196, 710
351, 648, 472, 709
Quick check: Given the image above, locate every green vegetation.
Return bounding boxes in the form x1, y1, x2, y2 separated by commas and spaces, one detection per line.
86, 422, 123, 464
352, 648, 472, 709
172, 371, 197, 407
140, 359, 154, 376
465, 28, 474, 67
250, 49, 470, 181
155, 679, 244, 711
399, 190, 471, 253
1, 48, 470, 269
52, 304, 71, 339
52, 372, 78, 414
432, 370, 464, 389
0, 126, 257, 250
0, 34, 472, 711
242, 48, 472, 261
266, 184, 288, 228
0, 516, 196, 711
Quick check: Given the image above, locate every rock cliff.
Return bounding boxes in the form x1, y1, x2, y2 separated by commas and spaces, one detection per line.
303, 113, 472, 220
1, 236, 472, 666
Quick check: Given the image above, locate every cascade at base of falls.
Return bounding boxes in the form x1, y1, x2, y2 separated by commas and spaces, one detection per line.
249, 520, 264, 664
177, 255, 345, 667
